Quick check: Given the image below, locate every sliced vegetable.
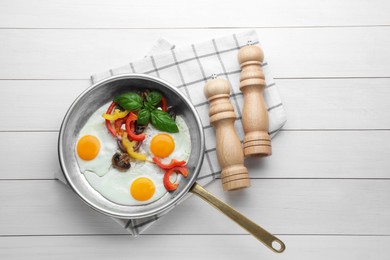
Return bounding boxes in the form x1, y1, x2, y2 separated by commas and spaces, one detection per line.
140, 90, 149, 100
121, 132, 146, 161
112, 152, 131, 171
107, 91, 178, 137
133, 140, 143, 152
152, 157, 186, 170
105, 101, 117, 137
161, 96, 167, 112
102, 109, 129, 121
163, 166, 188, 191
114, 115, 127, 136
167, 106, 176, 121
114, 92, 143, 111
117, 139, 126, 152
134, 122, 147, 134
125, 112, 146, 142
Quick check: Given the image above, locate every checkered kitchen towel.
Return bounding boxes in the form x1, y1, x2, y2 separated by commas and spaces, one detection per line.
58, 30, 287, 235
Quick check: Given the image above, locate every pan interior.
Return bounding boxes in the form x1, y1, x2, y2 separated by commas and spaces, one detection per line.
59, 74, 204, 219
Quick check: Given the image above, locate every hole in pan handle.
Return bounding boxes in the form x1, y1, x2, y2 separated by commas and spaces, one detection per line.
189, 182, 286, 253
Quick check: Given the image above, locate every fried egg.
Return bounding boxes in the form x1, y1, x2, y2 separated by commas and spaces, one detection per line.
75, 105, 117, 177
141, 115, 191, 163
84, 162, 172, 206
76, 103, 191, 206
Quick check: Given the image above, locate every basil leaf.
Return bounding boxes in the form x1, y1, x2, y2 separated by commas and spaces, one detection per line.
137, 109, 150, 125
144, 101, 155, 112
150, 110, 179, 133
146, 91, 162, 107
113, 92, 143, 111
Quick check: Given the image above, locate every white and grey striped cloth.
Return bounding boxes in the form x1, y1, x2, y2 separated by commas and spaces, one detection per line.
58, 30, 287, 235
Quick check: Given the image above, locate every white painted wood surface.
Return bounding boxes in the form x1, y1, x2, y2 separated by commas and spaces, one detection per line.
1, 28, 390, 79
1, 179, 390, 235
1, 78, 390, 131
1, 0, 389, 259
1, 0, 389, 28
0, 236, 387, 260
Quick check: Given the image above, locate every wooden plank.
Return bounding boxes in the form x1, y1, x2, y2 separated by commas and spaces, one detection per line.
0, 179, 389, 235
0, 132, 60, 180
1, 131, 390, 180
280, 78, 390, 130
0, 80, 89, 131
1, 0, 389, 28
0, 180, 128, 235
0, 27, 389, 79
1, 78, 389, 131
0, 235, 388, 260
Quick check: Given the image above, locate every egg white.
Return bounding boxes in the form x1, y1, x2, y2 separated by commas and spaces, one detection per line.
75, 104, 118, 177
84, 162, 170, 206
78, 104, 191, 206
141, 115, 191, 164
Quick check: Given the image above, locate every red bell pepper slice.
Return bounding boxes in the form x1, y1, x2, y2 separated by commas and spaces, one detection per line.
125, 112, 145, 142
161, 96, 167, 112
163, 166, 188, 191
105, 101, 117, 137
114, 114, 128, 136
152, 157, 186, 170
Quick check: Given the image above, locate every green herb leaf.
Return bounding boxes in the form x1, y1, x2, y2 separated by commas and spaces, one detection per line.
146, 91, 162, 107
137, 109, 150, 125
150, 110, 179, 133
144, 101, 155, 112
113, 92, 143, 111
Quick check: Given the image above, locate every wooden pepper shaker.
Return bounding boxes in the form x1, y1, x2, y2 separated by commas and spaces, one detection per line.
238, 45, 272, 157
204, 78, 250, 191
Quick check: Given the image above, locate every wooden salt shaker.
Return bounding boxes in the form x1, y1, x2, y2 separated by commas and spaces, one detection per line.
204, 78, 250, 191
238, 45, 272, 157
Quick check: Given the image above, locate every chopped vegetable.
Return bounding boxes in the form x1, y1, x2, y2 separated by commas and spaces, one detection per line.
163, 166, 188, 191
102, 109, 129, 121
161, 96, 167, 112
117, 139, 126, 152
121, 132, 146, 161
167, 106, 176, 121
134, 121, 147, 134
112, 152, 131, 171
125, 112, 146, 142
152, 157, 186, 170
105, 101, 118, 137
114, 115, 127, 136
106, 91, 178, 140
133, 140, 143, 152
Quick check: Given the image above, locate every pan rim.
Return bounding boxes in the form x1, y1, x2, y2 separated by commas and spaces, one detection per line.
58, 73, 205, 219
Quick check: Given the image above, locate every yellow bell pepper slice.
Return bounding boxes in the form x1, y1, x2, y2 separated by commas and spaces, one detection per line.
102, 109, 129, 121
121, 132, 146, 161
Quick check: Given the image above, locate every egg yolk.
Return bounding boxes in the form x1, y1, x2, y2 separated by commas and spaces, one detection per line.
77, 135, 101, 161
130, 177, 156, 201
150, 134, 175, 158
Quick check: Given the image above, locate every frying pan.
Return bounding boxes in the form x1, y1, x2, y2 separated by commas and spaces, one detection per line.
58, 74, 285, 253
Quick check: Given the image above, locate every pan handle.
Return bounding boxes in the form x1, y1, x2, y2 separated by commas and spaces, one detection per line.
189, 182, 285, 253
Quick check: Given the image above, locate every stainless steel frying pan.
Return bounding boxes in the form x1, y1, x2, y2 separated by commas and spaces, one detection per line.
58, 74, 285, 253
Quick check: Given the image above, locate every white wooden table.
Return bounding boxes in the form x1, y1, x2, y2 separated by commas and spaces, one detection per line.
1, 0, 390, 259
